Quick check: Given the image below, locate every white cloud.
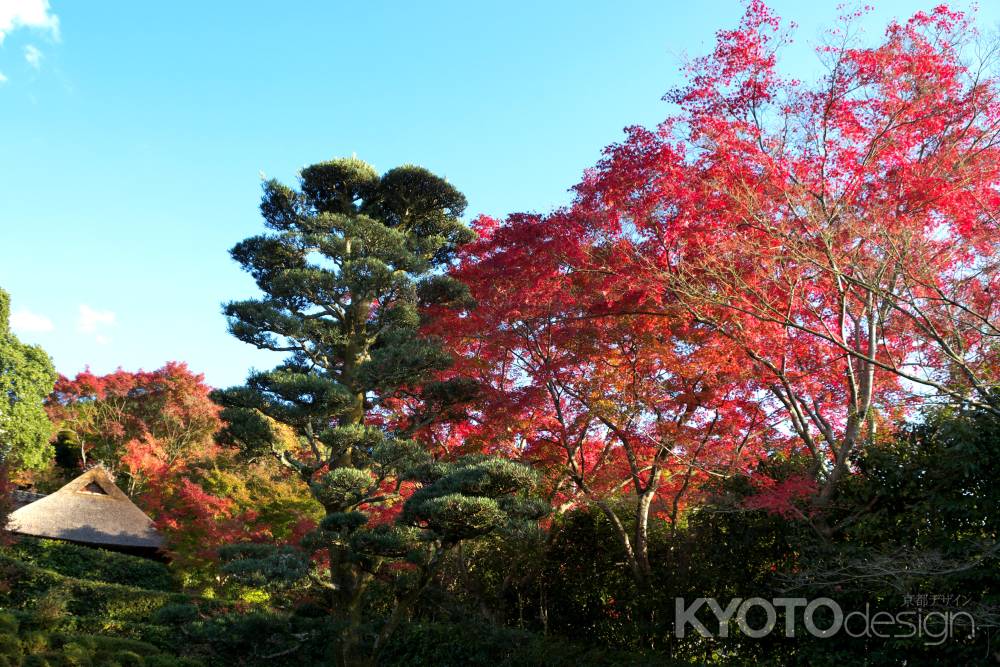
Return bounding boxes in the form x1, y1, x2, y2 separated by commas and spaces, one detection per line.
77, 304, 116, 335
0, 71, 7, 84
24, 43, 40, 68
0, 0, 59, 45
10, 308, 54, 333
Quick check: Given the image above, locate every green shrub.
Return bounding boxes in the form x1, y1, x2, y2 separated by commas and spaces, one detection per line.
113, 651, 145, 667
0, 554, 226, 628
73, 634, 159, 657
0, 554, 214, 665
0, 614, 18, 636
69, 620, 175, 650
29, 590, 70, 631
0, 635, 21, 658
17, 632, 47, 656
58, 641, 91, 666
5, 539, 174, 592
0, 600, 200, 667
21, 656, 53, 667
379, 622, 664, 667
150, 605, 198, 627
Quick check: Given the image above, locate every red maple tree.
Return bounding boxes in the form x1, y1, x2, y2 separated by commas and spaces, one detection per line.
438, 2, 1000, 546
574, 1, 1000, 518
432, 211, 771, 579
47, 363, 319, 581
47, 362, 222, 493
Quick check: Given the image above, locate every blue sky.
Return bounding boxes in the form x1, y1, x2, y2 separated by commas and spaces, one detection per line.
2, 0, 996, 388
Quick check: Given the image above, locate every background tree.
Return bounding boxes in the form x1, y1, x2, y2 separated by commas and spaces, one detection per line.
435, 212, 766, 587
0, 287, 56, 473
215, 157, 544, 665
0, 463, 11, 544
139, 447, 324, 591
574, 2, 1000, 516
45, 362, 222, 494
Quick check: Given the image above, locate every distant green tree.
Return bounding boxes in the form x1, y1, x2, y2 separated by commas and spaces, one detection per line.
0, 288, 56, 471
215, 157, 544, 665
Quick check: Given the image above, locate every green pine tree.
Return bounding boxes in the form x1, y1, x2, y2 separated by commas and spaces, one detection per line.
215, 158, 544, 665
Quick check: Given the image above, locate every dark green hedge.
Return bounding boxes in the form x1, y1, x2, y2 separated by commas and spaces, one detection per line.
1, 543, 663, 666
0, 554, 232, 632
0, 555, 184, 623
4, 538, 175, 592
379, 622, 668, 667
0, 611, 203, 667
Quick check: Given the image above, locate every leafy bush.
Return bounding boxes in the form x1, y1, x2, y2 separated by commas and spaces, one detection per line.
0, 621, 204, 667
379, 622, 666, 666
180, 610, 327, 664
0, 554, 225, 626
5, 538, 175, 592
150, 605, 199, 627
0, 550, 228, 662
0, 614, 17, 635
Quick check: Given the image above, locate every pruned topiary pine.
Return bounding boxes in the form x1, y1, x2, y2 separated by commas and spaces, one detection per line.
214, 157, 544, 666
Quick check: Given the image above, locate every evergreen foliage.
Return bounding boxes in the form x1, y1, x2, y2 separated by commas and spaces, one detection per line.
0, 288, 56, 471
213, 157, 543, 665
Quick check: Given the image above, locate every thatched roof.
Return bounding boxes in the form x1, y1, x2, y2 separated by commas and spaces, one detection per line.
11, 489, 47, 509
7, 466, 164, 549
